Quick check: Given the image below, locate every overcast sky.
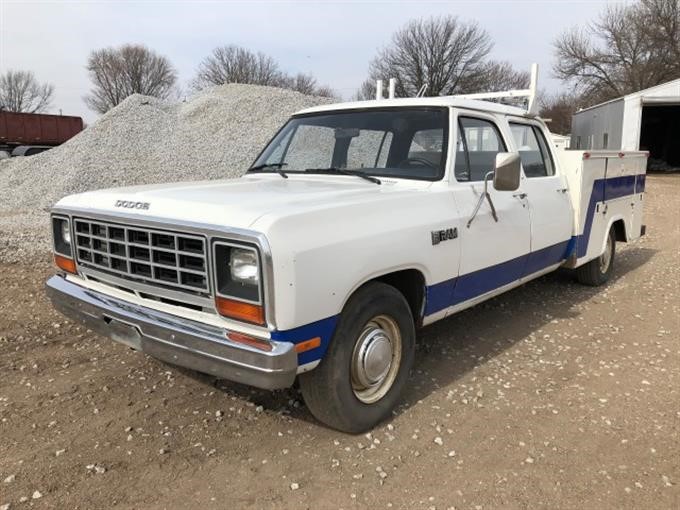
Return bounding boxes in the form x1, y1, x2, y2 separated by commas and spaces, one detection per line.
1, 0, 619, 122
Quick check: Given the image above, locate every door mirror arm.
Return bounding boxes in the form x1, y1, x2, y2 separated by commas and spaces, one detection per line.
467, 171, 499, 228
467, 151, 522, 229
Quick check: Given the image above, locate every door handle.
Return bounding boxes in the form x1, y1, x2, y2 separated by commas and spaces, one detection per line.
557, 188, 568, 193
513, 192, 527, 199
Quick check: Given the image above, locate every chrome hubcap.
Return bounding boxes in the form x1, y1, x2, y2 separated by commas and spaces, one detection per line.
355, 333, 392, 387
351, 315, 402, 404
600, 234, 613, 273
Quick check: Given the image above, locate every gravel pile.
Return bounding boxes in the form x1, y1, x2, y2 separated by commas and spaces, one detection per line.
0, 84, 332, 262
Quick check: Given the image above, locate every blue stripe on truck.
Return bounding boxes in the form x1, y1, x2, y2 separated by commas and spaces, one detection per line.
524, 239, 572, 275
270, 315, 338, 366
575, 174, 642, 258
426, 174, 644, 315
277, 173, 645, 366
424, 238, 570, 316
605, 174, 637, 200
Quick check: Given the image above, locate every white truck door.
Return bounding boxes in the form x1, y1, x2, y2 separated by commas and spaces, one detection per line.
449, 114, 531, 307
509, 122, 573, 276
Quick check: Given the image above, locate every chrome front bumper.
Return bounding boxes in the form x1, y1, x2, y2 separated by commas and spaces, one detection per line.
45, 275, 297, 390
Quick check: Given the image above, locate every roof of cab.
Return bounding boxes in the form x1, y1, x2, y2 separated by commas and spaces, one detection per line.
294, 96, 529, 117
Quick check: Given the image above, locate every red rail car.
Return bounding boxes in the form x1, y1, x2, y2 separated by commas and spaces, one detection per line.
0, 111, 83, 156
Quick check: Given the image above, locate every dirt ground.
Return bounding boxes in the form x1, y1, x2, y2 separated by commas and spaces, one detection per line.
1, 175, 678, 510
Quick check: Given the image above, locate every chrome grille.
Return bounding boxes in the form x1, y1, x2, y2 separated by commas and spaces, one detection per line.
74, 218, 209, 294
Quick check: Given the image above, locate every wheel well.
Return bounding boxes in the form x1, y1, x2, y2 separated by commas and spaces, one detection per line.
612, 219, 627, 242
372, 269, 426, 327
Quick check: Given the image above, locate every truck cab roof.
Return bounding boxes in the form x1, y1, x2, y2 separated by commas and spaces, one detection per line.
295, 96, 531, 117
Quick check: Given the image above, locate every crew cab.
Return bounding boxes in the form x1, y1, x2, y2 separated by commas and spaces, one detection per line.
46, 94, 647, 433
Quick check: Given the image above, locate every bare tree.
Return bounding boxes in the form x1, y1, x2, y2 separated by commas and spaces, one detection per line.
554, 0, 680, 106
0, 70, 54, 113
84, 44, 177, 114
313, 85, 338, 99
279, 72, 337, 98
474, 61, 530, 92
192, 45, 283, 90
539, 91, 586, 135
279, 72, 317, 95
363, 16, 493, 98
192, 45, 336, 97
354, 79, 376, 101
357, 16, 529, 99
643, 0, 680, 64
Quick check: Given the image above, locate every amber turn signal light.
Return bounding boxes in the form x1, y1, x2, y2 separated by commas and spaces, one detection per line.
226, 331, 272, 352
54, 254, 77, 274
215, 296, 265, 325
295, 337, 321, 353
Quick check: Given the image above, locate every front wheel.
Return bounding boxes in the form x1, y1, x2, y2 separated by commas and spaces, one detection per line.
576, 227, 616, 286
299, 282, 415, 433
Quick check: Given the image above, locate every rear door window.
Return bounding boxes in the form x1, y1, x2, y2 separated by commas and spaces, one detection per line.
510, 123, 555, 177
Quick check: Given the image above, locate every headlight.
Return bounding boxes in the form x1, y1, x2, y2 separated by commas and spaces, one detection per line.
230, 248, 259, 284
214, 242, 264, 325
61, 220, 71, 245
52, 215, 76, 274
52, 216, 72, 257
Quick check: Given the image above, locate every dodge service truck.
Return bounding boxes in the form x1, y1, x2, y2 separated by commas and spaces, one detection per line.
46, 75, 647, 432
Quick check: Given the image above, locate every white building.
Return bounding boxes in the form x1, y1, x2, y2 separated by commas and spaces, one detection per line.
571, 79, 680, 170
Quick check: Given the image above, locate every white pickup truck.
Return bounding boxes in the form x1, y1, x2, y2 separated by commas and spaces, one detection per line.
46, 93, 647, 433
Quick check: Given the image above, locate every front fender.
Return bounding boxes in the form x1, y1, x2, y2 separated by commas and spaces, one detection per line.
259, 189, 460, 332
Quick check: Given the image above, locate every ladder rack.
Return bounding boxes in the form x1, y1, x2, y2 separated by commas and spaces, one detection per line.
452, 63, 539, 115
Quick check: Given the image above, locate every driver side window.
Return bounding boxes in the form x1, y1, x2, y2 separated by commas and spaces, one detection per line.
455, 117, 507, 182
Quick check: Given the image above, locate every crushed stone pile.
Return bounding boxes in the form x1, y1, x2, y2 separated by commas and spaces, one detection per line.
0, 84, 332, 262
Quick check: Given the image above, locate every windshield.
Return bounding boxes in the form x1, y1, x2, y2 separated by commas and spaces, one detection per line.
250, 107, 449, 181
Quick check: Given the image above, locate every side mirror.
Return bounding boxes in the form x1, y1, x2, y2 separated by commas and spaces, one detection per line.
493, 152, 521, 191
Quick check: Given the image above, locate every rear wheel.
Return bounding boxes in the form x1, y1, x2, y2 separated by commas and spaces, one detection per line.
299, 282, 415, 433
576, 227, 616, 286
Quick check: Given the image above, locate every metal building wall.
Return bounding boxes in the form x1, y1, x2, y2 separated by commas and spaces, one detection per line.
570, 99, 624, 150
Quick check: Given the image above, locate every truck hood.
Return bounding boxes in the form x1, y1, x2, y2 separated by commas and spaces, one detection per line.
55, 174, 430, 230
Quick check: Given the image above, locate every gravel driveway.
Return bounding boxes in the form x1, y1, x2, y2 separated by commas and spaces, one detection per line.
0, 175, 677, 510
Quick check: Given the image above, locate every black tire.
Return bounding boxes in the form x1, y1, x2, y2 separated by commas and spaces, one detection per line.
576, 227, 616, 286
299, 282, 416, 434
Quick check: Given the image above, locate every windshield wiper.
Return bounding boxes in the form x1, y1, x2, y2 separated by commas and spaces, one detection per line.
304, 167, 381, 185
248, 162, 288, 179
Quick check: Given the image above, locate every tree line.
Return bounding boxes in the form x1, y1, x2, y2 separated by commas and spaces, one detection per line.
1, 0, 678, 134
0, 44, 338, 116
